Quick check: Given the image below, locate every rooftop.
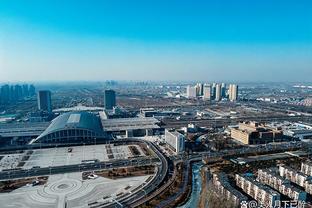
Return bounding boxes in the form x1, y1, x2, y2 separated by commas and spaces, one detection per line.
101, 117, 160, 131
216, 173, 248, 201
0, 122, 49, 138
259, 169, 305, 193
35, 111, 104, 140
237, 174, 280, 196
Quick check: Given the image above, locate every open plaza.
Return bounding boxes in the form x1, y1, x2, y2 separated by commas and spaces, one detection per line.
0, 172, 153, 208
0, 144, 146, 171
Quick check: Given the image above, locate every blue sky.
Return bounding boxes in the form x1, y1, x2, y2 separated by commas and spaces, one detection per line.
0, 0, 311, 82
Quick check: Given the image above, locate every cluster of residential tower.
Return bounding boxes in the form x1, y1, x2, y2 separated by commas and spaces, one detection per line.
186, 83, 238, 101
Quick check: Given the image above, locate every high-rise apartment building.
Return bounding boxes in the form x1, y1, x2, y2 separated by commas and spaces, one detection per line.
0, 84, 36, 104
196, 83, 204, 96
9, 86, 15, 102
186, 85, 197, 98
203, 84, 211, 100
29, 84, 36, 96
22, 84, 29, 97
229, 84, 238, 101
221, 83, 226, 98
215, 83, 222, 101
0, 85, 10, 104
14, 85, 23, 101
211, 83, 216, 100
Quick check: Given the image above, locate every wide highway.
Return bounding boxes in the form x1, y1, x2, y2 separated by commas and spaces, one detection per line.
105, 140, 169, 208
0, 157, 159, 181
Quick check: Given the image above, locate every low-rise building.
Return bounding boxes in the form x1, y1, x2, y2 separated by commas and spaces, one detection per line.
258, 169, 306, 201
101, 116, 161, 137
283, 123, 312, 140
212, 173, 248, 206
139, 108, 180, 119
267, 122, 312, 141
235, 174, 280, 208
231, 121, 284, 145
279, 165, 312, 194
301, 161, 312, 176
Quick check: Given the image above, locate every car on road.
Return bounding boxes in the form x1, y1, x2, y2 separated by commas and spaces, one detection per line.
88, 173, 98, 179
32, 180, 40, 186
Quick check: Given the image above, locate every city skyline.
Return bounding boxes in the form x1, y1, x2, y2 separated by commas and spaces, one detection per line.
1, 0, 312, 82
1, 2, 312, 208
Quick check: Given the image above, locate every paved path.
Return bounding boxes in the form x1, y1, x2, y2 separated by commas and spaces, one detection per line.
0, 172, 152, 208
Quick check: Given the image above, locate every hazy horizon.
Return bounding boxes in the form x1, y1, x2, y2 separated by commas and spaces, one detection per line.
1, 0, 312, 82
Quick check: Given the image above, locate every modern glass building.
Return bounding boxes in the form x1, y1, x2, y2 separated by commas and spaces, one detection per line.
38, 90, 52, 112
104, 90, 116, 110
30, 111, 106, 144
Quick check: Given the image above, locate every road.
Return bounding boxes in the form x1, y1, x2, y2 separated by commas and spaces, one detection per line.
0, 157, 159, 181
110, 140, 305, 208
105, 140, 169, 208
150, 141, 305, 208
156, 161, 190, 208
161, 115, 312, 128
0, 138, 307, 208
0, 139, 170, 208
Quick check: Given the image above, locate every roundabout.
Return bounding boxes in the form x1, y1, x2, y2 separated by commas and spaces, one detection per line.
45, 178, 82, 196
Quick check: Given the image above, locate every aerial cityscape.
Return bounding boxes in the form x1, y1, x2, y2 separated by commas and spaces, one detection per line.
1, 1, 312, 208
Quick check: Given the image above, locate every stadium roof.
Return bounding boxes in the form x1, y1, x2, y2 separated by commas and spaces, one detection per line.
35, 111, 104, 140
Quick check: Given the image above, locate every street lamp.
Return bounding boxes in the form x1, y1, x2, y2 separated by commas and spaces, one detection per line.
83, 143, 85, 161
111, 198, 123, 208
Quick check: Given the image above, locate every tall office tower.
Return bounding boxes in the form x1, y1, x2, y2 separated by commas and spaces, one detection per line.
104, 89, 116, 110
221, 83, 226, 98
215, 83, 222, 101
38, 90, 52, 112
0, 85, 10, 104
29, 84, 36, 96
229, 84, 238, 101
186, 85, 197, 98
22, 84, 29, 97
203, 84, 211, 100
